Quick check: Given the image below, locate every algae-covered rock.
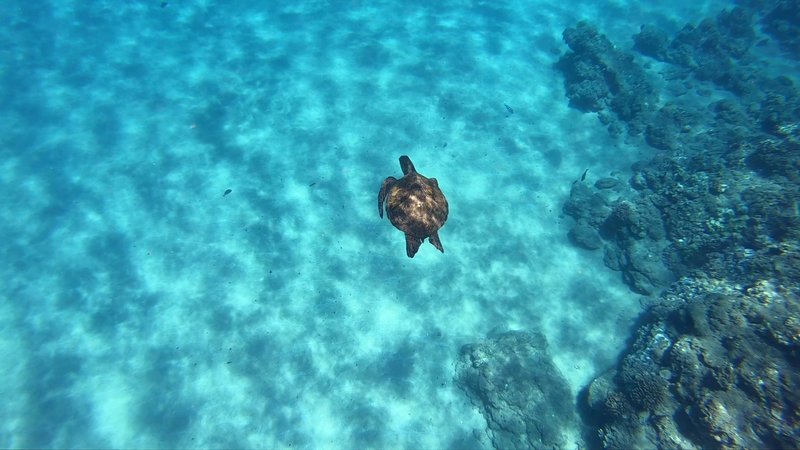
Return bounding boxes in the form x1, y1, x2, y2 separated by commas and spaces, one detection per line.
455, 330, 577, 450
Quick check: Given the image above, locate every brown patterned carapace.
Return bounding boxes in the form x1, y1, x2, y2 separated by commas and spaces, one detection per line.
378, 156, 448, 258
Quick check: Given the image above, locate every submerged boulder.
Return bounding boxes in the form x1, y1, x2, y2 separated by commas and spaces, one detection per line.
454, 330, 577, 450
557, 21, 658, 136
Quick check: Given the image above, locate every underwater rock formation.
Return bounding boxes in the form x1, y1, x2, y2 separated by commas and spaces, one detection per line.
453, 5, 800, 450
562, 8, 800, 146
454, 330, 577, 450
632, 7, 800, 142
561, 4, 800, 294
761, 0, 800, 55
558, 5, 800, 449
635, 8, 757, 96
564, 177, 671, 295
556, 21, 658, 137
583, 277, 800, 449
568, 221, 603, 250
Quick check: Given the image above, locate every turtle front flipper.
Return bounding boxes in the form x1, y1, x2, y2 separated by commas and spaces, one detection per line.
378, 177, 396, 218
405, 234, 423, 258
428, 231, 444, 253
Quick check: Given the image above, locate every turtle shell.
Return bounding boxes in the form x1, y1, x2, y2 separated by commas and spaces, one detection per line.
378, 156, 448, 257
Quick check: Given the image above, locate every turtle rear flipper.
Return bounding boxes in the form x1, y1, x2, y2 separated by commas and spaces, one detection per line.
405, 234, 423, 258
429, 231, 444, 253
378, 177, 396, 218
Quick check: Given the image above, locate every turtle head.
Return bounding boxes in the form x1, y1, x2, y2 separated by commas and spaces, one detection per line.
399, 155, 416, 175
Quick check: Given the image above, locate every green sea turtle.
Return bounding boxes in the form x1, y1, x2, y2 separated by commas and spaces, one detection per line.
378, 155, 449, 258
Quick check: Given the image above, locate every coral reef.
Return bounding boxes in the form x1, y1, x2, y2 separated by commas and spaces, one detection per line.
761, 0, 800, 54
557, 4, 800, 449
583, 278, 800, 449
562, 5, 800, 295
459, 4, 799, 449
556, 21, 658, 137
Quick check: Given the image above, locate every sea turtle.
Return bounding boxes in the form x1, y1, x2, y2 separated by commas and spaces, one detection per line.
378, 155, 449, 258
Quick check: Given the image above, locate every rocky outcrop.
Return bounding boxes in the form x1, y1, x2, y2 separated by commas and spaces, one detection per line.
762, 0, 800, 55
583, 277, 800, 449
557, 6, 800, 449
556, 21, 658, 137
463, 5, 799, 450
454, 331, 577, 450
563, 178, 672, 295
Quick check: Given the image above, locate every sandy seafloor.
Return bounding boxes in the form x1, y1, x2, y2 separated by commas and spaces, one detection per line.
0, 1, 738, 448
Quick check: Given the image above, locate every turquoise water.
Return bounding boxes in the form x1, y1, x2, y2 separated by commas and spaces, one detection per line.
0, 1, 776, 448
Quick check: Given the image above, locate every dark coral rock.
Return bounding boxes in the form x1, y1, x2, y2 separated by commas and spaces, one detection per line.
559, 6, 800, 448
621, 240, 673, 295
557, 21, 658, 136
688, 394, 741, 448
649, 8, 758, 96
603, 244, 623, 271
583, 279, 800, 450
645, 123, 672, 150
563, 181, 612, 228
586, 371, 617, 415
550, 7, 800, 450
705, 354, 736, 391
599, 209, 672, 294
654, 102, 700, 134
562, 20, 615, 57
605, 200, 640, 236
455, 330, 577, 450
668, 299, 712, 337
563, 182, 594, 219
633, 25, 670, 60
758, 85, 800, 136
602, 197, 664, 242
740, 184, 800, 243
712, 99, 750, 127
717, 7, 757, 42
654, 171, 748, 275
598, 111, 624, 137
620, 356, 669, 411
568, 221, 603, 250
559, 10, 790, 286
762, 0, 800, 55
567, 173, 671, 295
564, 69, 610, 112
638, 201, 667, 241
745, 138, 800, 180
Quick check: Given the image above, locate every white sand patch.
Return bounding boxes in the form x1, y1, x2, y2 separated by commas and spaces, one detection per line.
90, 373, 141, 447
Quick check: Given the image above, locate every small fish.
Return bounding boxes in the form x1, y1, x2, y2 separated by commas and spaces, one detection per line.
504, 103, 514, 115
160, 2, 168, 8
223, 189, 232, 197
580, 169, 588, 182
309, 182, 316, 187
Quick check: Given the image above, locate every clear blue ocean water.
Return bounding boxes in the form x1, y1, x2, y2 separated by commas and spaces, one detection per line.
2, 1, 795, 449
